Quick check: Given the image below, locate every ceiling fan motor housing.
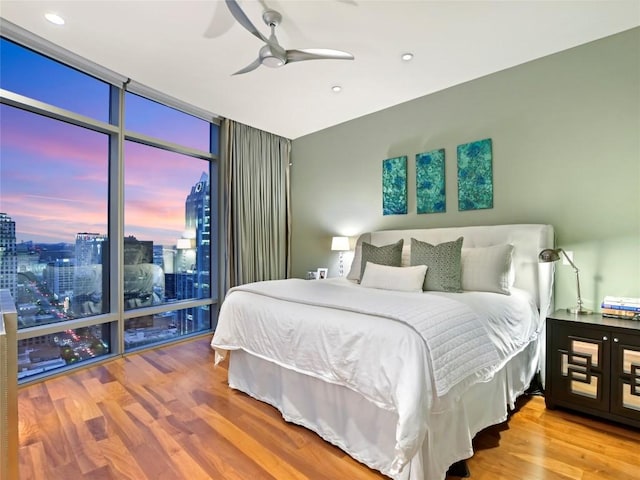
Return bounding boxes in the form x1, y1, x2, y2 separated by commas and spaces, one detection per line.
262, 10, 282, 27
259, 44, 286, 67
225, 0, 353, 74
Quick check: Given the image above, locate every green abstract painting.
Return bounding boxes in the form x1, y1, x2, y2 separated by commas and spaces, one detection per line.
416, 149, 445, 214
457, 138, 493, 211
382, 156, 407, 215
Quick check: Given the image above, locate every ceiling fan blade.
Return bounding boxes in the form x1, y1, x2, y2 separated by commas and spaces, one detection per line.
286, 49, 354, 63
225, 0, 269, 44
232, 57, 263, 75
203, 1, 235, 38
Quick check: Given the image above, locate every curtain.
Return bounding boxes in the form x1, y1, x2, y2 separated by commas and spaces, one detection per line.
222, 119, 291, 291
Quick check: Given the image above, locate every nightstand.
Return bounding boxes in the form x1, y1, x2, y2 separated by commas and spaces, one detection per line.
545, 310, 640, 428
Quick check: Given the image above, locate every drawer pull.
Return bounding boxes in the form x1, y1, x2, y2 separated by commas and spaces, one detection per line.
613, 338, 619, 343
603, 336, 608, 341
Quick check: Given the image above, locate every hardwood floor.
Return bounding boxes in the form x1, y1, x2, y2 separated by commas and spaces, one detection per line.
17, 336, 640, 480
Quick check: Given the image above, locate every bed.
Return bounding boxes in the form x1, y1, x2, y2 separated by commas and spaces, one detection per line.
211, 224, 555, 480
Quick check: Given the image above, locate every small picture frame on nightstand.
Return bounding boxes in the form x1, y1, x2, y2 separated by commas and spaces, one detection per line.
316, 267, 328, 279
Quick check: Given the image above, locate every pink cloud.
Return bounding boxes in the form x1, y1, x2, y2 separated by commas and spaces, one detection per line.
2, 109, 107, 167
1, 105, 210, 246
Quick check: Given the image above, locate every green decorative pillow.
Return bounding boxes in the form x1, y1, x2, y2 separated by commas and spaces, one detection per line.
359, 239, 404, 280
410, 237, 463, 292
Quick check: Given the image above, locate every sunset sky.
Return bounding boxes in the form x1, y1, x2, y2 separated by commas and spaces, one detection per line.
0, 38, 217, 247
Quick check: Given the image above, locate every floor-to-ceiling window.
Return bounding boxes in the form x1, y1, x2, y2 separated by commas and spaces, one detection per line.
122, 93, 216, 350
0, 34, 219, 381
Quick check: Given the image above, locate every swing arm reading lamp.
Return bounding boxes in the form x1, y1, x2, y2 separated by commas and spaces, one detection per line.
539, 248, 592, 315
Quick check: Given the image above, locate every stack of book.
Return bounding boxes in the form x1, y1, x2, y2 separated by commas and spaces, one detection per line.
601, 296, 640, 320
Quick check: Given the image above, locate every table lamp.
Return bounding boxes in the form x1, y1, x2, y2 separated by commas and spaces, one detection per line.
539, 248, 592, 315
331, 236, 350, 277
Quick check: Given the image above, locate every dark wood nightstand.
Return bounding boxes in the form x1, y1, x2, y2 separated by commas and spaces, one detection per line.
545, 310, 640, 428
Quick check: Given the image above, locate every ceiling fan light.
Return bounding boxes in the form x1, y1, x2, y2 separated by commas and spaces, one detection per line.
262, 56, 285, 68
259, 44, 286, 68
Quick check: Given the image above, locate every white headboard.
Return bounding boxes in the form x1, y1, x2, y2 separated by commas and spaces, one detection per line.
348, 224, 555, 307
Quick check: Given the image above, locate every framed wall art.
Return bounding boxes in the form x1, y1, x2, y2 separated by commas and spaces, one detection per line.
457, 138, 493, 211
382, 155, 407, 215
416, 149, 445, 214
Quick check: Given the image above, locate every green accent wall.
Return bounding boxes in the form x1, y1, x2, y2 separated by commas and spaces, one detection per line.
290, 28, 640, 311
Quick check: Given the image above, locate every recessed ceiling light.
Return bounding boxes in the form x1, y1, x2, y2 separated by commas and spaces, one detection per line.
401, 53, 414, 61
45, 13, 65, 25
331, 85, 342, 93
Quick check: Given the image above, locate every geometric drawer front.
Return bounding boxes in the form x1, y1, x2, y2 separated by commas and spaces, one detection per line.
623, 349, 640, 411
561, 338, 601, 399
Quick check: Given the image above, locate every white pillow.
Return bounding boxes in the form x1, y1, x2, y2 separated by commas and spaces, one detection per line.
360, 262, 428, 292
401, 244, 411, 266
461, 244, 514, 295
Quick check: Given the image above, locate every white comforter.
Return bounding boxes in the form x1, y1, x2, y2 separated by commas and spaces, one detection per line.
211, 278, 540, 475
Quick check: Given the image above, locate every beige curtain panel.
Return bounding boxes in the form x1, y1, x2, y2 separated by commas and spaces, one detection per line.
222, 119, 291, 290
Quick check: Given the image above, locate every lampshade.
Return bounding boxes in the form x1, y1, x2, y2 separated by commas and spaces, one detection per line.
331, 236, 350, 251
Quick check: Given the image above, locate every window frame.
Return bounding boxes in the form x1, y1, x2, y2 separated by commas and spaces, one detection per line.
1, 22, 221, 382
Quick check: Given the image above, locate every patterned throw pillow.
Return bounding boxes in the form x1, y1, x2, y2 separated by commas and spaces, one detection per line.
410, 237, 463, 292
359, 239, 404, 280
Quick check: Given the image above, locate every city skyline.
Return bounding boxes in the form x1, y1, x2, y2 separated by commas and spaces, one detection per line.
1, 105, 210, 246
2, 170, 212, 378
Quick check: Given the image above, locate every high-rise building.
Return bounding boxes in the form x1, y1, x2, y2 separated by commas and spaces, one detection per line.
75, 232, 107, 266
74, 232, 109, 316
16, 241, 42, 276
153, 245, 165, 270
123, 236, 153, 265
0, 213, 17, 298
43, 258, 74, 298
177, 173, 211, 332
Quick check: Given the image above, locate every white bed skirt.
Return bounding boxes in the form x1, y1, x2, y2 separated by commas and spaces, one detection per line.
227, 340, 540, 480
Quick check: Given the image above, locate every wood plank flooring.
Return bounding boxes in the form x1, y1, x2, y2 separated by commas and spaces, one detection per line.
16, 336, 640, 479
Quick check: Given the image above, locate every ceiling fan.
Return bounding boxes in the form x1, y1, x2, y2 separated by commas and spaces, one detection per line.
225, 0, 355, 75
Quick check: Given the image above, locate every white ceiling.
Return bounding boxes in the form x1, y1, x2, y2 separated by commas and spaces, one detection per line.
1, 1, 639, 139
